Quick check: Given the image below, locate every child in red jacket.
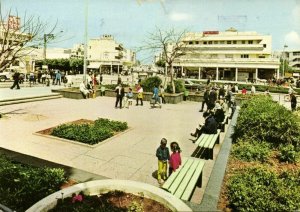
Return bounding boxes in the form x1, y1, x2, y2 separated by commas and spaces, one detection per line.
169, 142, 182, 176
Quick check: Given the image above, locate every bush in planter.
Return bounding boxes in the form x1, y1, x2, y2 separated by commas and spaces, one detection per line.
165, 79, 185, 93
231, 139, 271, 162
51, 118, 128, 145
232, 95, 300, 147
140, 76, 162, 92
278, 144, 299, 163
227, 166, 300, 212
0, 155, 66, 212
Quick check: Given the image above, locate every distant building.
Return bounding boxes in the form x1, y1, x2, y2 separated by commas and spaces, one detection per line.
166, 28, 280, 82
70, 43, 84, 59
283, 50, 300, 73
87, 34, 136, 74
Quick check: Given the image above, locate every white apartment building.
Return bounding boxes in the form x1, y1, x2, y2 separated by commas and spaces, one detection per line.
87, 34, 136, 74
171, 28, 280, 82
283, 50, 300, 73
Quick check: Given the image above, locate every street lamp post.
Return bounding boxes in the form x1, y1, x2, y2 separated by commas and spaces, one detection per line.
282, 44, 288, 78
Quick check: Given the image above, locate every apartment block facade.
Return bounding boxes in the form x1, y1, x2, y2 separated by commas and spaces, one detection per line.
283, 50, 300, 73
87, 34, 136, 74
172, 28, 280, 82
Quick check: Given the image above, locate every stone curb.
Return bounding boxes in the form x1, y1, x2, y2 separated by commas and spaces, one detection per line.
26, 180, 193, 212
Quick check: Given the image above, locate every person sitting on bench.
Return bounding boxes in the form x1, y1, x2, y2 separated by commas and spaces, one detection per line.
190, 110, 218, 143
214, 101, 225, 127
80, 81, 90, 99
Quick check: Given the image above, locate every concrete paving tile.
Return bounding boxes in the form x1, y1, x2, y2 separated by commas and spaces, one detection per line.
70, 155, 107, 172
93, 161, 138, 179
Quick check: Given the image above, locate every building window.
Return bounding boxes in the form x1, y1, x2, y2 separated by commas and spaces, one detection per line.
233, 41, 237, 44
248, 40, 253, 44
189, 41, 193, 45
195, 41, 199, 44
203, 41, 207, 44
241, 54, 249, 58
227, 41, 231, 44
214, 41, 218, 44
242, 41, 245, 44
225, 54, 233, 58
258, 55, 265, 58
220, 41, 225, 44
263, 44, 267, 48
208, 41, 212, 44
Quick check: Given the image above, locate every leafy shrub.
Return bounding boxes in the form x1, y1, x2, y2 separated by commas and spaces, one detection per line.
227, 167, 300, 212
0, 155, 66, 211
51, 118, 128, 145
166, 79, 185, 93
94, 118, 128, 132
278, 144, 298, 163
140, 76, 162, 92
232, 95, 300, 147
231, 140, 271, 162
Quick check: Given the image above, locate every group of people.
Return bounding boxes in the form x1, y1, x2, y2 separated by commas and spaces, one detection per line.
113, 83, 166, 109
156, 138, 182, 185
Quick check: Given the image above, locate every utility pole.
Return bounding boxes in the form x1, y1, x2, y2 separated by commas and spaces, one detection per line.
83, 0, 88, 84
282, 44, 288, 78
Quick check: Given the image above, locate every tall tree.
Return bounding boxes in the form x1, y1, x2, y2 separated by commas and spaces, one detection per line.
0, 4, 57, 72
141, 27, 188, 93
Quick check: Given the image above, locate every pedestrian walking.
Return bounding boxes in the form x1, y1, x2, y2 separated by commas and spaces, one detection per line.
156, 138, 170, 185
199, 87, 210, 112
136, 84, 143, 106
115, 84, 125, 108
291, 92, 297, 111
55, 71, 61, 85
10, 71, 20, 89
159, 85, 166, 104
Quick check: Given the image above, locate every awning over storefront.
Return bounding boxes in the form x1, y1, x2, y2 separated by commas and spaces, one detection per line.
87, 63, 101, 69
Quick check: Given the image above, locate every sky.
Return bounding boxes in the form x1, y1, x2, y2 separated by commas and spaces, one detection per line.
1, 0, 300, 62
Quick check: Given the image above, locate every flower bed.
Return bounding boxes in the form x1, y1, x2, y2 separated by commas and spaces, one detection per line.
37, 118, 128, 146
27, 180, 192, 212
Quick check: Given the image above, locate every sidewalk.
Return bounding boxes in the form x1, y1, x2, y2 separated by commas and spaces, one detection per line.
0, 87, 292, 205
0, 87, 215, 204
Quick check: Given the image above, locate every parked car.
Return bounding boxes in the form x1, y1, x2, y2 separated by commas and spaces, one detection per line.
184, 79, 205, 91
0, 71, 13, 82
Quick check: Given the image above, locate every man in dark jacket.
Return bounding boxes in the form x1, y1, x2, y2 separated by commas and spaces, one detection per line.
10, 71, 20, 89
115, 84, 125, 108
191, 111, 218, 142
199, 87, 210, 112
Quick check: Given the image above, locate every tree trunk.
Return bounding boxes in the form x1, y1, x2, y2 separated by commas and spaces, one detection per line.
170, 64, 175, 94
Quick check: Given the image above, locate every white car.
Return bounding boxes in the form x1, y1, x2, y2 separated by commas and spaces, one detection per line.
0, 71, 13, 82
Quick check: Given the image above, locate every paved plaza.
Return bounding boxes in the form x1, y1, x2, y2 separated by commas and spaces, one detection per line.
0, 85, 222, 204
0, 82, 293, 205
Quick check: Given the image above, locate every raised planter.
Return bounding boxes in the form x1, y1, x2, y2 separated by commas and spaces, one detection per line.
26, 179, 192, 212
52, 88, 203, 104
52, 88, 102, 99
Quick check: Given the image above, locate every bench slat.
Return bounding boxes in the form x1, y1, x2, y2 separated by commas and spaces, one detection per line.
168, 159, 194, 194
208, 130, 220, 149
203, 135, 215, 148
195, 134, 209, 146
174, 159, 200, 198
181, 160, 205, 201
162, 159, 188, 191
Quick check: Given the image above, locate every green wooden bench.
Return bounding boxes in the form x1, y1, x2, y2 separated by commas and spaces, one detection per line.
193, 129, 221, 159
162, 157, 205, 201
